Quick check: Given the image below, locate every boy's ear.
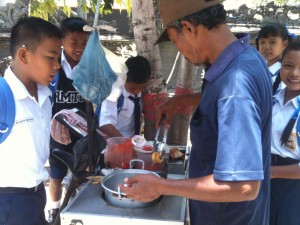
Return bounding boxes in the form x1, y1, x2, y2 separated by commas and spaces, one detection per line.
17, 47, 28, 64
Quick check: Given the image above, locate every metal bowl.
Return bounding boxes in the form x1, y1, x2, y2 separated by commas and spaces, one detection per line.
101, 169, 160, 208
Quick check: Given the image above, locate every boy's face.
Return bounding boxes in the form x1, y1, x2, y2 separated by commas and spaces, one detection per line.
25, 37, 61, 86
125, 81, 149, 95
62, 31, 89, 68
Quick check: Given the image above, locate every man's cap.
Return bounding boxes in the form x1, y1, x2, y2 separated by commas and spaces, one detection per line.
155, 0, 222, 45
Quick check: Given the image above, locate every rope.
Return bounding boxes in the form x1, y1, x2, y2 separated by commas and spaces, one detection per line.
93, 0, 101, 27
166, 51, 180, 84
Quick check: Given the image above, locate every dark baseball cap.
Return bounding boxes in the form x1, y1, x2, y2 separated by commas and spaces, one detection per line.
155, 0, 222, 45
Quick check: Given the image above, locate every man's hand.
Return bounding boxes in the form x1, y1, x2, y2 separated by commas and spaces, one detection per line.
156, 98, 176, 128
155, 93, 202, 128
119, 174, 163, 202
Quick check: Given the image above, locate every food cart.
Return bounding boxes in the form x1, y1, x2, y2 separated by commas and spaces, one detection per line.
60, 146, 190, 225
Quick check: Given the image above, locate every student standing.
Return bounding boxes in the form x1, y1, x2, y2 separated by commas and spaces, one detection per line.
47, 17, 89, 224
0, 17, 61, 225
120, 1, 272, 225
256, 22, 289, 94
270, 41, 300, 225
99, 56, 151, 138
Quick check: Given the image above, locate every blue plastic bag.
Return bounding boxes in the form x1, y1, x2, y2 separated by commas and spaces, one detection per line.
73, 30, 117, 105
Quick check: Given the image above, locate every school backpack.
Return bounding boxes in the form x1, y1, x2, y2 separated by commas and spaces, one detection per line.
0, 77, 15, 144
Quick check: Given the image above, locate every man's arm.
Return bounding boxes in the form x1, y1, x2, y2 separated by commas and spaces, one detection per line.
156, 92, 201, 127
121, 174, 260, 203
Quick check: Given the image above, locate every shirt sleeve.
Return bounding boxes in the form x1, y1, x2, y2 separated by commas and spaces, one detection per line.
214, 95, 264, 181
99, 100, 118, 127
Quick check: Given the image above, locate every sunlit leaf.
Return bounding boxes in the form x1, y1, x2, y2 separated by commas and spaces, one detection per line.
63, 5, 71, 17
81, 2, 90, 14
115, 0, 122, 5
125, 0, 131, 16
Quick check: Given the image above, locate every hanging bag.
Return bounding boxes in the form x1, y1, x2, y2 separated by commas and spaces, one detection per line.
72, 29, 117, 105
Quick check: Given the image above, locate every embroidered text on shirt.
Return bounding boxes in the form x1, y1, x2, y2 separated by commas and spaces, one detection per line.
15, 117, 34, 125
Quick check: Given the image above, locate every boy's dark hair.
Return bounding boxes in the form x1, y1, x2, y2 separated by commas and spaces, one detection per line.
168, 4, 226, 31
256, 22, 289, 49
10, 17, 62, 59
280, 41, 300, 146
125, 56, 151, 84
60, 17, 88, 38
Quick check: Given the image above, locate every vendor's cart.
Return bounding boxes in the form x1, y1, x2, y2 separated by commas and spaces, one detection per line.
59, 146, 190, 225
60, 174, 187, 225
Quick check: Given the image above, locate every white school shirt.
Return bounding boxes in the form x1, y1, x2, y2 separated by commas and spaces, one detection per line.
61, 50, 77, 80
269, 61, 286, 91
0, 67, 52, 188
272, 88, 300, 160
99, 87, 141, 138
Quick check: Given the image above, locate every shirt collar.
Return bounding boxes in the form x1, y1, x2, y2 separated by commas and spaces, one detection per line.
269, 62, 281, 76
122, 86, 141, 98
205, 34, 250, 82
61, 50, 77, 80
4, 66, 51, 106
273, 88, 285, 106
273, 88, 299, 109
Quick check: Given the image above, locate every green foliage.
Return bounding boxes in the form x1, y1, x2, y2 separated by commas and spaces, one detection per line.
28, 0, 132, 21
80, 1, 90, 14
113, 0, 131, 16
89, 0, 114, 15
62, 0, 71, 17
125, 0, 131, 16
29, 0, 71, 21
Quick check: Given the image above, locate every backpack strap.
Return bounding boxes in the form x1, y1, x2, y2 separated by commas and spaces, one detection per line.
49, 73, 59, 105
95, 93, 125, 119
116, 94, 124, 114
0, 77, 16, 144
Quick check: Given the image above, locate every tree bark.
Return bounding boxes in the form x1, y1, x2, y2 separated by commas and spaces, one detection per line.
131, 0, 166, 140
167, 55, 197, 145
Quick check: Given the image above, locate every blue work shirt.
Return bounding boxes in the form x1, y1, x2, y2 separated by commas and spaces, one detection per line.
189, 35, 272, 225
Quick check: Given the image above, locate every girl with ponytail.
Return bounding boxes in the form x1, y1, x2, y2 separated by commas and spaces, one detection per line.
270, 41, 300, 225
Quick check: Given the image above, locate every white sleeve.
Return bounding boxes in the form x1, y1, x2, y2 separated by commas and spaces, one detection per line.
99, 100, 118, 127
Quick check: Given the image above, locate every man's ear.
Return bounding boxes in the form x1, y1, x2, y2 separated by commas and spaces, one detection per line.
17, 47, 28, 64
180, 20, 197, 39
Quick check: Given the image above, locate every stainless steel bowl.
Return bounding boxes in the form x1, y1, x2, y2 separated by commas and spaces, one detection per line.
101, 169, 160, 208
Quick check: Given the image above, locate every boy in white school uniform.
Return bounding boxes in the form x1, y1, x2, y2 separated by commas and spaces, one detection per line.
0, 17, 61, 225
99, 56, 151, 138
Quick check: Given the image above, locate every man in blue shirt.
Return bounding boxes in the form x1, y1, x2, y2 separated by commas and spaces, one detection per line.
120, 1, 272, 225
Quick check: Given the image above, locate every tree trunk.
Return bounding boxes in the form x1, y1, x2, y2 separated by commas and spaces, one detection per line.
167, 55, 196, 145
131, 0, 166, 140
